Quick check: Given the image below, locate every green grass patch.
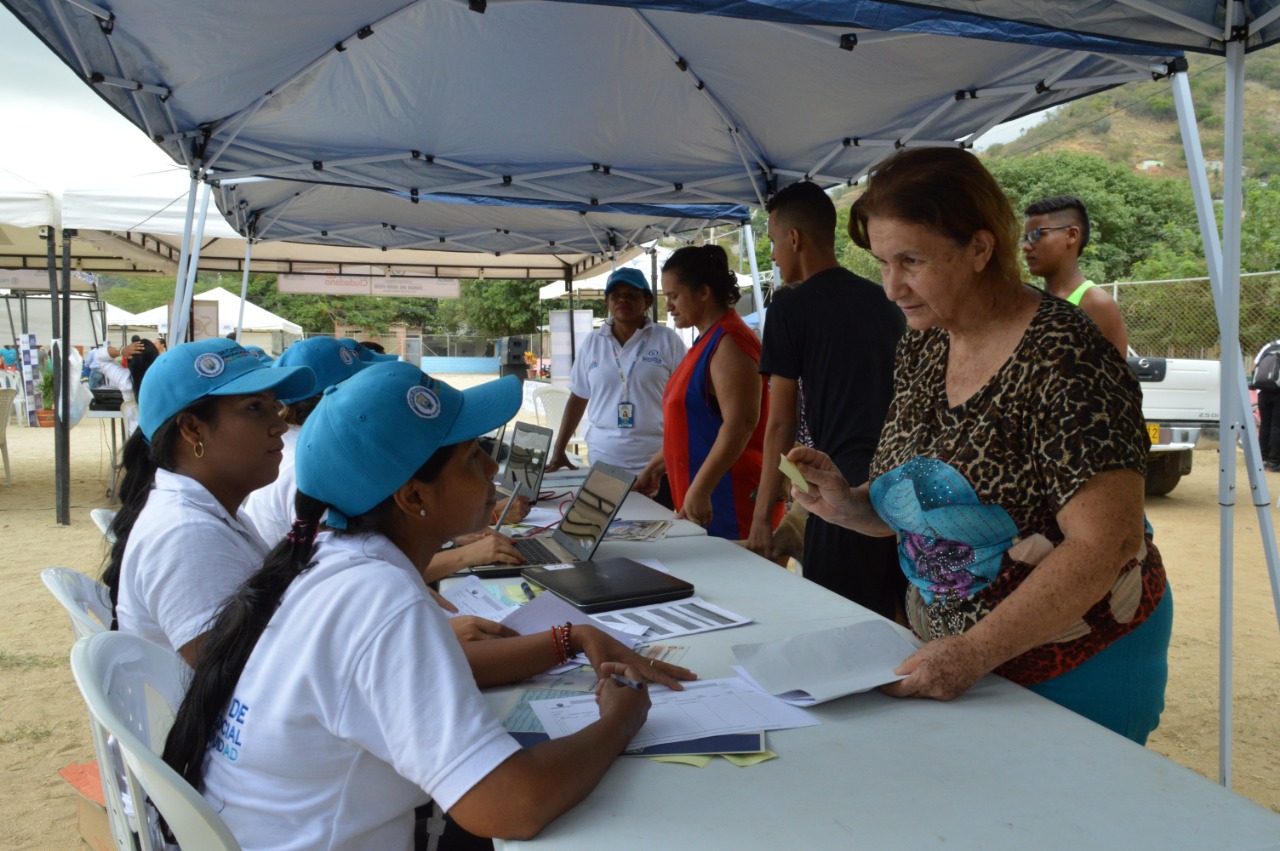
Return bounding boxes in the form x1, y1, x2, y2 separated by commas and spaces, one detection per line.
0, 650, 63, 671
0, 722, 57, 744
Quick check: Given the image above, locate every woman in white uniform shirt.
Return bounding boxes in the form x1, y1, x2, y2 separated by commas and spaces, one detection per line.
102, 339, 316, 664
546, 267, 687, 495
162, 364, 676, 848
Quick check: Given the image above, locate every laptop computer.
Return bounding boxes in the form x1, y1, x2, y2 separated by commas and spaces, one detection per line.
502, 422, 553, 504
469, 461, 637, 577
521, 557, 694, 613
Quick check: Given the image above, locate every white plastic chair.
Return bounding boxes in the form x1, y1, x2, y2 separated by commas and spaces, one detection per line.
92, 508, 119, 543
1, 370, 29, 426
70, 632, 241, 851
42, 567, 114, 639
531, 384, 585, 452
0, 388, 13, 483
42, 568, 135, 850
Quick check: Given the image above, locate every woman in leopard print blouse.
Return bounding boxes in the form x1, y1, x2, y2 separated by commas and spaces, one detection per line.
788, 147, 1170, 745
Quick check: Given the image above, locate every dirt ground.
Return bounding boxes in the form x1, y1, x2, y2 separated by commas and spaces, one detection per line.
1, 409, 1277, 849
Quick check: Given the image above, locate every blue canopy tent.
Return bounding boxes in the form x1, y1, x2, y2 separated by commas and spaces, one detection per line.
5, 0, 1275, 784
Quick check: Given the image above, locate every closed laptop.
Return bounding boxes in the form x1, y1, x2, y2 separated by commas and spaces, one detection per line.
522, 557, 694, 613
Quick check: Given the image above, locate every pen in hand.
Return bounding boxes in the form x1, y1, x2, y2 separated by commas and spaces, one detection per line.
607, 673, 645, 691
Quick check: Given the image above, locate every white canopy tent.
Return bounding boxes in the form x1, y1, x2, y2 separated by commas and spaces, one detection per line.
5, 0, 1278, 786
128, 284, 303, 342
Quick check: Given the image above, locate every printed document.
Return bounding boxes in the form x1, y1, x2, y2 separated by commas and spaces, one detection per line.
528, 677, 818, 748
732, 619, 920, 705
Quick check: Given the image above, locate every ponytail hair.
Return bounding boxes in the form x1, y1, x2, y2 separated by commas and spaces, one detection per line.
101, 397, 219, 624
162, 442, 461, 792
663, 244, 741, 309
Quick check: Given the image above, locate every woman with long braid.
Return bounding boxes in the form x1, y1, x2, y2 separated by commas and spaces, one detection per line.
163, 363, 681, 847
101, 339, 316, 663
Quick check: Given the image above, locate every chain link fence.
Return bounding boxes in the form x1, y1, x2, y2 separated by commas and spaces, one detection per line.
1112, 272, 1280, 361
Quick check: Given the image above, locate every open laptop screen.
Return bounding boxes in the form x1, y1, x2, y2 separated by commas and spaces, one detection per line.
505, 423, 552, 500
552, 463, 635, 562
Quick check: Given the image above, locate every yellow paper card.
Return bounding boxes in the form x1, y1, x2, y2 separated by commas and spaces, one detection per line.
778, 453, 810, 494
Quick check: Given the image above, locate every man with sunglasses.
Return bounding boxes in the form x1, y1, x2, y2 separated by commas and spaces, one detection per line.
1023, 195, 1128, 356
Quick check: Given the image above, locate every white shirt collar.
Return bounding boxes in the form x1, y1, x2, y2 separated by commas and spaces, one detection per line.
154, 468, 251, 530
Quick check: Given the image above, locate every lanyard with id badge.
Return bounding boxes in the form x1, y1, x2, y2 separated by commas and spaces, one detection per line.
612, 330, 651, 429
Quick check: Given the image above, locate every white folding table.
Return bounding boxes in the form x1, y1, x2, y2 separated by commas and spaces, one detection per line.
491, 536, 1280, 851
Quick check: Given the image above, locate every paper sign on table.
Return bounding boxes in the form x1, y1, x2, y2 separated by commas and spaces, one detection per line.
589, 597, 751, 640
732, 619, 920, 705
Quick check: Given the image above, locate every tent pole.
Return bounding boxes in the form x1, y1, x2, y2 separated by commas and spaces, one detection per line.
237, 241, 254, 340
6, 296, 19, 356
1175, 58, 1280, 786
1216, 28, 1250, 791
171, 174, 199, 343
743, 223, 765, 334
651, 249, 659, 323
567, 269, 577, 364
175, 183, 213, 343
55, 231, 72, 525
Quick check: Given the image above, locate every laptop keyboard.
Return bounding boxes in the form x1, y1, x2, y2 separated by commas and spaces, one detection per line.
514, 537, 562, 565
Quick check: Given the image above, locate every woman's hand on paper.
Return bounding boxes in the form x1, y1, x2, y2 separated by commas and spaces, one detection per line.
593, 661, 650, 740
880, 633, 989, 702
574, 625, 696, 691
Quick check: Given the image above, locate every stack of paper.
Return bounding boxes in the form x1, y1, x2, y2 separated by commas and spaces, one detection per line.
732, 620, 920, 705
527, 678, 818, 749
605, 519, 672, 542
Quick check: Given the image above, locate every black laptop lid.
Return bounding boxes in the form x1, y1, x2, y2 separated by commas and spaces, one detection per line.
521, 557, 694, 613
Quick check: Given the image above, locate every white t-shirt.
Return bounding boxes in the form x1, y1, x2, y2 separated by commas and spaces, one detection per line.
241, 426, 301, 546
200, 532, 522, 851
116, 469, 271, 653
567, 317, 687, 473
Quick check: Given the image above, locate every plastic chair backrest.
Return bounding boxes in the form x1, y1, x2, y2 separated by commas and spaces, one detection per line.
42, 568, 133, 849
0, 388, 13, 483
531, 384, 585, 450
70, 632, 241, 851
42, 567, 113, 640
91, 508, 119, 543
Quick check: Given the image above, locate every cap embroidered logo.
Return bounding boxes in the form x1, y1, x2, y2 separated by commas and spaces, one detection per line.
339, 347, 356, 365
194, 353, 225, 378
407, 385, 441, 419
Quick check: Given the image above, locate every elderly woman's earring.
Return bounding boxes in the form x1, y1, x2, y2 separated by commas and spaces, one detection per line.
194, 441, 205, 459
419, 509, 427, 517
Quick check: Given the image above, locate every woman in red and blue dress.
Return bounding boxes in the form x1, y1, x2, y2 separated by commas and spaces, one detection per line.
637, 245, 780, 540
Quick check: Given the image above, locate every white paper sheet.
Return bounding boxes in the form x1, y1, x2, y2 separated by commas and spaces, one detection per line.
528, 677, 819, 748
500, 587, 636, 646
588, 597, 751, 640
731, 619, 919, 705
505, 505, 564, 533
442, 576, 521, 620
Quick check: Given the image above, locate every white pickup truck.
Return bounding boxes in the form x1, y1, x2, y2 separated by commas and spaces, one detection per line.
1126, 357, 1221, 495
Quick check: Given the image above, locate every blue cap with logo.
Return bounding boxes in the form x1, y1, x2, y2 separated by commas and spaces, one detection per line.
604, 266, 651, 296
296, 363, 520, 528
337, 338, 399, 364
137, 339, 316, 442
273, 337, 372, 403
243, 345, 275, 365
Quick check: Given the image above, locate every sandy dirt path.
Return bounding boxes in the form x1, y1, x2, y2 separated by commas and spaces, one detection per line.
1, 402, 1276, 849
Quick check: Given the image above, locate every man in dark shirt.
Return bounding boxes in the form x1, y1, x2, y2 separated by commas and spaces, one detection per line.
749, 180, 905, 619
